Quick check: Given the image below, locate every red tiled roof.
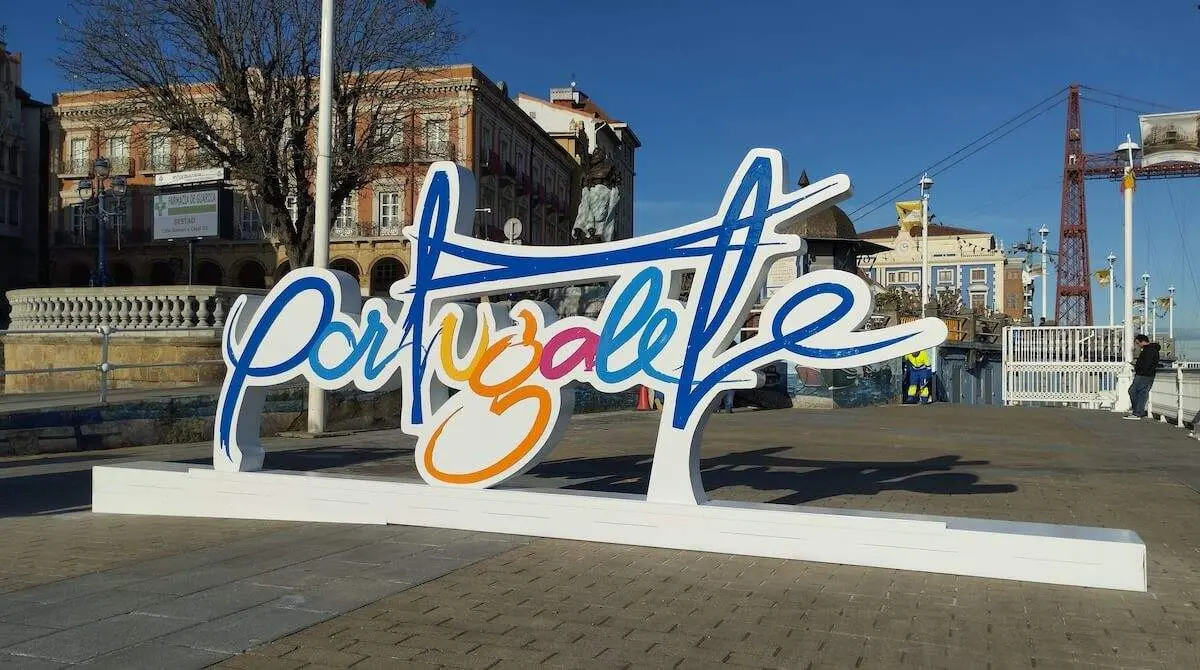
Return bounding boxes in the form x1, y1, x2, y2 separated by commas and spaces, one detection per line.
551, 95, 620, 124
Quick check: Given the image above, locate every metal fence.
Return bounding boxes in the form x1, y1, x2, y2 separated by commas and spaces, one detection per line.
1002, 326, 1126, 408
0, 326, 224, 405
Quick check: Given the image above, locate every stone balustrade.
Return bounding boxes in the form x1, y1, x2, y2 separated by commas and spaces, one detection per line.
5, 286, 268, 334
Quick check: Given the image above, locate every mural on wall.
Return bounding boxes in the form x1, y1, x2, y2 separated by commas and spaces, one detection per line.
213, 149, 948, 504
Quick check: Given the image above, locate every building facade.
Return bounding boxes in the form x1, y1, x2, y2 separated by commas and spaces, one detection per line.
859, 221, 1009, 313
46, 66, 630, 293
0, 39, 50, 325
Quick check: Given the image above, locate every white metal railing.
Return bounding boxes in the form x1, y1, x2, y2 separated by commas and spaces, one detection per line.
5, 286, 268, 334
1149, 363, 1200, 432
1003, 326, 1125, 408
1004, 325, 1125, 364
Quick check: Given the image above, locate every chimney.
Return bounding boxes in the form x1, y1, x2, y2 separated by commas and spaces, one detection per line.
549, 82, 584, 108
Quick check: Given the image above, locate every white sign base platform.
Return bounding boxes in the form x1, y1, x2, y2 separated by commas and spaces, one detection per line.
92, 462, 1147, 592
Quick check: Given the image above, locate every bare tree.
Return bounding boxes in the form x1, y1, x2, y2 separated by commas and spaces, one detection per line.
58, 0, 461, 266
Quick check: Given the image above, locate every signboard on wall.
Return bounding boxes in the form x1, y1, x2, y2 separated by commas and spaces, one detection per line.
154, 168, 227, 187
152, 189, 229, 240
1139, 111, 1200, 167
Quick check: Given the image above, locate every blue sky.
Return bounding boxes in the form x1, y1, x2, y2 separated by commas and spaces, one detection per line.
6, 0, 1200, 351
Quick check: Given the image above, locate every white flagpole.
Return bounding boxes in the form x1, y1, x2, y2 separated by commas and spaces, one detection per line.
308, 0, 335, 434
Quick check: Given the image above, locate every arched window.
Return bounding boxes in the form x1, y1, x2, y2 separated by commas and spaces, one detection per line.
110, 262, 136, 286
196, 260, 223, 286
149, 261, 176, 285
235, 260, 267, 289
369, 257, 406, 296
330, 258, 361, 284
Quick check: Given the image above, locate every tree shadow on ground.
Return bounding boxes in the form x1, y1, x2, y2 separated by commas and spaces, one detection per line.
526, 447, 1017, 504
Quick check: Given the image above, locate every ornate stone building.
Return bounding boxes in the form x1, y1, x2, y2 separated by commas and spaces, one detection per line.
47, 66, 616, 292
859, 221, 1011, 313
0, 38, 50, 325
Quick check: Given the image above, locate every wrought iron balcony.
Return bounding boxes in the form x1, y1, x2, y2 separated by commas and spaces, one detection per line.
141, 154, 177, 174
58, 157, 93, 177
330, 221, 405, 240
53, 227, 148, 247
376, 143, 458, 165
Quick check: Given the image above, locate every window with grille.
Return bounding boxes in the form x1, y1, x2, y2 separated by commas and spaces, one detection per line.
108, 136, 129, 167
240, 196, 262, 239
378, 191, 402, 233
936, 268, 953, 284
335, 195, 356, 231
970, 292, 986, 309
425, 118, 448, 156
109, 198, 131, 234
481, 121, 494, 153
69, 138, 89, 172
149, 136, 171, 171
970, 268, 987, 283
69, 204, 87, 241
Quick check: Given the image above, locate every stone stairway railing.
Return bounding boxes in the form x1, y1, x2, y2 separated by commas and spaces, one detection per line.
4, 286, 269, 334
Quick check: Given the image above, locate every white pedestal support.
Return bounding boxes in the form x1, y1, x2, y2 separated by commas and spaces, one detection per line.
93, 462, 1147, 592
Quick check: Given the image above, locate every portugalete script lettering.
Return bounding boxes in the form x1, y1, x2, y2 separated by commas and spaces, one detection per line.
215, 149, 948, 503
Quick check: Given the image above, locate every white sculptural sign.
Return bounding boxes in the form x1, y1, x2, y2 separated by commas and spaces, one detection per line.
214, 149, 947, 501
91, 149, 1147, 592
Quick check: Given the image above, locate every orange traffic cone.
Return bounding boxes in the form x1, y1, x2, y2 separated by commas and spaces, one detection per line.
635, 385, 651, 411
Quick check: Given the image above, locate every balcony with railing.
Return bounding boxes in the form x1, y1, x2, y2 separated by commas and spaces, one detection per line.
377, 143, 458, 165
53, 227, 148, 248
58, 157, 93, 178
57, 156, 135, 178
330, 220, 405, 240
141, 153, 177, 174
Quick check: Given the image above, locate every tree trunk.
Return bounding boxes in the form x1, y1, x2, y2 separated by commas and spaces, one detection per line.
283, 236, 314, 270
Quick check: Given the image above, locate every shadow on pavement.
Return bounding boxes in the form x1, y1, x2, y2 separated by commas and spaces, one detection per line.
0, 452, 125, 470
0, 445, 404, 518
528, 447, 1018, 504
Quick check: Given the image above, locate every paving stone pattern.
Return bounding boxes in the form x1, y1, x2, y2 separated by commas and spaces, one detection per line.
2, 405, 1199, 668
223, 406, 1200, 669
0, 523, 524, 667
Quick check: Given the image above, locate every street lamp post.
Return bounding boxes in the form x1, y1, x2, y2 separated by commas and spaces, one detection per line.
1038, 225, 1049, 323
1142, 273, 1151, 337
919, 174, 936, 375
1168, 285, 1176, 340
1115, 135, 1139, 413
75, 157, 128, 287
1106, 252, 1117, 327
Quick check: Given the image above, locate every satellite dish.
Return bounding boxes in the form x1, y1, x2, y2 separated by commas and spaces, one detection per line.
504, 218, 522, 242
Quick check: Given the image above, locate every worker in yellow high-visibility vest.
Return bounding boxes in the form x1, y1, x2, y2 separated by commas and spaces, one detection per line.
903, 351, 932, 404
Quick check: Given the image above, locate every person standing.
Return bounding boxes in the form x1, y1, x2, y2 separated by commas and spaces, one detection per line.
1125, 334, 1160, 420
903, 350, 932, 404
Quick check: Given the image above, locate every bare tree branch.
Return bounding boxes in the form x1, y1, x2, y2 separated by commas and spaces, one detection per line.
58, 0, 461, 267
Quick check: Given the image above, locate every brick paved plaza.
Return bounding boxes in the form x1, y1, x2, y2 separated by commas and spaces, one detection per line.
1, 405, 1198, 668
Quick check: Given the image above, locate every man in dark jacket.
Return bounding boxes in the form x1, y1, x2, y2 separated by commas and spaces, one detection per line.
1125, 334, 1160, 420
